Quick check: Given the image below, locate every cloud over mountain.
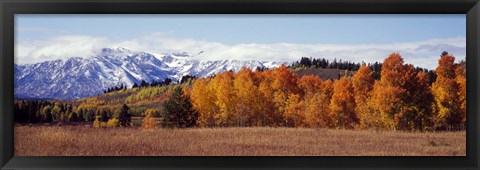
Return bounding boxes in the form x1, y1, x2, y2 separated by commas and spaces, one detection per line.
15, 33, 466, 69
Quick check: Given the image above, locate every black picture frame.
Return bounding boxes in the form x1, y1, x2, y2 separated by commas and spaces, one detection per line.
1, 0, 479, 169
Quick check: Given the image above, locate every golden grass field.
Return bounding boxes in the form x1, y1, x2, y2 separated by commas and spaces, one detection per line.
15, 126, 466, 156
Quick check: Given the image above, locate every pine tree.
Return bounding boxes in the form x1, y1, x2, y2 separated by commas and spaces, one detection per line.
78, 109, 86, 122
132, 83, 139, 88
28, 101, 39, 123
100, 109, 109, 122
162, 87, 199, 128
114, 104, 131, 127
140, 80, 149, 87
14, 103, 21, 123
68, 112, 79, 122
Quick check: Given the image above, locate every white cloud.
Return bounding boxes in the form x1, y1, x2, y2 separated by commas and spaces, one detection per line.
15, 33, 466, 70
15, 35, 109, 64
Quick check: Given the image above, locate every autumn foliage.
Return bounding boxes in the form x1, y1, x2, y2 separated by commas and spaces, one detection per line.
189, 53, 465, 131
432, 54, 464, 130
14, 53, 466, 131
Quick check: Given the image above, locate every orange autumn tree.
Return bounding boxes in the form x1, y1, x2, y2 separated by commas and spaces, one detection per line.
370, 53, 407, 130
455, 63, 466, 127
329, 77, 357, 129
411, 71, 435, 131
351, 65, 374, 129
284, 93, 306, 127
396, 64, 434, 131
432, 54, 462, 130
270, 65, 300, 127
320, 80, 334, 127
191, 78, 219, 127
256, 70, 281, 126
298, 75, 323, 95
368, 80, 391, 129
298, 75, 331, 128
187, 54, 449, 131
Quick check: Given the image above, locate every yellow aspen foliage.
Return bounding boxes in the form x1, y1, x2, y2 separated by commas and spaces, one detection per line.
432, 54, 462, 130
455, 65, 466, 126
351, 65, 374, 129
297, 75, 331, 128
191, 78, 218, 127
381, 53, 407, 87
233, 67, 257, 126
142, 116, 158, 129
93, 116, 108, 128
329, 77, 357, 129
107, 118, 120, 127
141, 108, 160, 129
142, 116, 159, 129
304, 94, 331, 128
93, 117, 102, 128
321, 80, 334, 102
284, 93, 306, 127
298, 75, 323, 96
368, 81, 393, 129
211, 71, 236, 126
270, 65, 300, 125
256, 70, 279, 126
370, 53, 408, 130
321, 80, 334, 126
143, 108, 160, 117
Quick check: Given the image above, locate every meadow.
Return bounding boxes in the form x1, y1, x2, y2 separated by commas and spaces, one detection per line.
14, 54, 467, 156
15, 125, 466, 156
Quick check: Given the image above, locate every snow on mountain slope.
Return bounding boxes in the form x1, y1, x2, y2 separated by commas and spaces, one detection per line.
15, 48, 286, 100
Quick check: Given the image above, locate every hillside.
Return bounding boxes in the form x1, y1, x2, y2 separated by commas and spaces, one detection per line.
293, 68, 356, 80
69, 81, 192, 117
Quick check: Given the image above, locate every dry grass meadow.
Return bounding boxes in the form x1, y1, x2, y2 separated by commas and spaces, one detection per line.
15, 126, 465, 156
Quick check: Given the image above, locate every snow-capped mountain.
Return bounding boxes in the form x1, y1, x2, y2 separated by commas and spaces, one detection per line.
161, 53, 283, 80
15, 48, 286, 100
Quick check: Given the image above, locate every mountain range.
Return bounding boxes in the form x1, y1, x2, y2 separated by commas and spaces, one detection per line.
14, 48, 286, 100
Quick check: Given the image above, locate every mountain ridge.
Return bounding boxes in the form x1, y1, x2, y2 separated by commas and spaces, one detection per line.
15, 48, 286, 100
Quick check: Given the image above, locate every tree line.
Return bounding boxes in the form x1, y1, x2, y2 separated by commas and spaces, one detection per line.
189, 52, 465, 131
103, 76, 195, 94
14, 99, 134, 127
291, 56, 438, 84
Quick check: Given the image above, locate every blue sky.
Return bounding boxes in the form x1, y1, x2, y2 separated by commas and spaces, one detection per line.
15, 14, 466, 69
17, 14, 465, 44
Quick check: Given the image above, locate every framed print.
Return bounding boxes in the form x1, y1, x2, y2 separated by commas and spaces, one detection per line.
1, 0, 479, 169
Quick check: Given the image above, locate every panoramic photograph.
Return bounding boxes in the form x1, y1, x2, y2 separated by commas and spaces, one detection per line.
14, 14, 466, 156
